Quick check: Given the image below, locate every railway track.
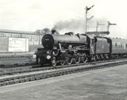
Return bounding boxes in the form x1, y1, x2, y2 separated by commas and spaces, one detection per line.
0, 58, 125, 76
0, 58, 127, 87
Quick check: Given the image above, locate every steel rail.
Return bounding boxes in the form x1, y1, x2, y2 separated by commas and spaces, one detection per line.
0, 58, 127, 87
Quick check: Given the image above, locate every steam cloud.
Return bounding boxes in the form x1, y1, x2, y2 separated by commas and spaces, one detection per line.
53, 19, 84, 30
52, 18, 107, 33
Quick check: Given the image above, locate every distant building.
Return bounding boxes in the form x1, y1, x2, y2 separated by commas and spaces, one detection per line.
0, 29, 43, 52
0, 29, 42, 45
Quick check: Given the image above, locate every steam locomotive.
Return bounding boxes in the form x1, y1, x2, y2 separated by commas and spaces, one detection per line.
35, 31, 127, 66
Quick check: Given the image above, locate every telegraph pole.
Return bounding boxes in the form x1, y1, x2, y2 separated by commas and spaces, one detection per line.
85, 5, 94, 34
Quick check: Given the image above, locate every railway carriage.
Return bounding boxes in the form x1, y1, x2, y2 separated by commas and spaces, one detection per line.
111, 38, 127, 58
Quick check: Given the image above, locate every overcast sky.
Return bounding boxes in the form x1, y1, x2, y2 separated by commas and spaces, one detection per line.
0, 0, 127, 38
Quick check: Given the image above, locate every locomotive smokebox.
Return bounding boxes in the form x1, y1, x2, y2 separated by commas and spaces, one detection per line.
42, 34, 54, 49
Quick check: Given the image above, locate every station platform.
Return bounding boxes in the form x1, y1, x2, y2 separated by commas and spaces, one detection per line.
0, 64, 127, 100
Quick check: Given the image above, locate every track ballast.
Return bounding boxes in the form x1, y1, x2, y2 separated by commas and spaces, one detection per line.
0, 58, 127, 87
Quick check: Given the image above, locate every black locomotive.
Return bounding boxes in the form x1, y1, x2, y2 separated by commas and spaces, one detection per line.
35, 31, 127, 66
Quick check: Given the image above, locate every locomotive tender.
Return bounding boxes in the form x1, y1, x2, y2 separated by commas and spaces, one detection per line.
35, 31, 127, 66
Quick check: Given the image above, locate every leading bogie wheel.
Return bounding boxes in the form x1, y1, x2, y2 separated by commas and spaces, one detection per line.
39, 57, 44, 66
68, 58, 74, 65
52, 57, 57, 67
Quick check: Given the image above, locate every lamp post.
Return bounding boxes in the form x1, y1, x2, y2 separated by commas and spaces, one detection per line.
85, 5, 94, 34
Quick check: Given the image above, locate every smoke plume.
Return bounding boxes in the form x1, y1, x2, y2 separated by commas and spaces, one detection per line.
52, 18, 108, 34
53, 19, 85, 33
